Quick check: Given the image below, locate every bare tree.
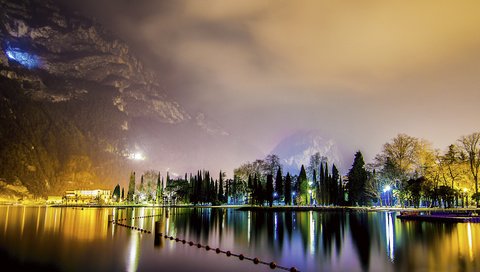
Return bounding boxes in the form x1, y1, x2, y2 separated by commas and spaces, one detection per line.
458, 133, 480, 207
307, 152, 327, 180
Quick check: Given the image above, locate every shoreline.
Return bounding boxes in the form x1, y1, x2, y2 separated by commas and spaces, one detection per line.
1, 203, 479, 213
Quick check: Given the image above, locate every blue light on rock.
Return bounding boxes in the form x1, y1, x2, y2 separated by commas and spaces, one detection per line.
5, 46, 39, 69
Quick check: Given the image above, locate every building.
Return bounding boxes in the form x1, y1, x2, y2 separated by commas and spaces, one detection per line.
46, 196, 63, 204
64, 189, 111, 204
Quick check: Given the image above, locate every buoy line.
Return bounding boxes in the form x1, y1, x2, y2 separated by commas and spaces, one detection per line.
109, 215, 299, 271
155, 231, 299, 272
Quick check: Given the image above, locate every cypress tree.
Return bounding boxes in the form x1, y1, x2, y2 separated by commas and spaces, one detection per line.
298, 165, 308, 205
266, 174, 274, 207
331, 164, 340, 205
275, 168, 283, 201
121, 187, 124, 200
319, 163, 325, 205
127, 171, 136, 202
218, 171, 224, 203
113, 184, 121, 202
139, 175, 145, 199
347, 151, 368, 206
156, 172, 162, 204
324, 162, 329, 205
285, 173, 292, 205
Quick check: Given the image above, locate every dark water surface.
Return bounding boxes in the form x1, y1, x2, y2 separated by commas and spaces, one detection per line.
0, 206, 479, 271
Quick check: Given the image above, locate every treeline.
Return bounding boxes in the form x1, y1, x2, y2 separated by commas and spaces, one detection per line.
115, 132, 480, 209
350, 133, 480, 208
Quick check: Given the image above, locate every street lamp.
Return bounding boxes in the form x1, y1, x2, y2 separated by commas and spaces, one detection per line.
383, 185, 392, 206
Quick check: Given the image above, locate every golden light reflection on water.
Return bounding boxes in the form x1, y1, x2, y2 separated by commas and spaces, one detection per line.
127, 231, 140, 272
3, 206, 9, 235
467, 223, 474, 261
0, 207, 479, 272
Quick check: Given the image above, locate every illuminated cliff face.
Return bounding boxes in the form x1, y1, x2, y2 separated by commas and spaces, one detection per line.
5, 46, 40, 69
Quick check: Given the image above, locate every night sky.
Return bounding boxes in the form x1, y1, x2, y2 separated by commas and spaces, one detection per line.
66, 0, 480, 171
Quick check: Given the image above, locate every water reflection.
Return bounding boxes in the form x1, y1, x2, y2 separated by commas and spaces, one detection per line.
0, 207, 479, 272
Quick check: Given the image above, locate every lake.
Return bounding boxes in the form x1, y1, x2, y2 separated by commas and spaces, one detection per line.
0, 206, 479, 271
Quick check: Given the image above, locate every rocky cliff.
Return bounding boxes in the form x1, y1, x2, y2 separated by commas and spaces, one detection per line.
0, 0, 200, 196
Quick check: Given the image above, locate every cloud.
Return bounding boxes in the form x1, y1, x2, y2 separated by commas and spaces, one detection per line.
66, 0, 480, 171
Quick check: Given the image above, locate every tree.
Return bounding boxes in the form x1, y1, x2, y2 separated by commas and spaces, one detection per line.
307, 152, 327, 180
347, 151, 368, 206
156, 172, 162, 204
218, 171, 225, 203
297, 165, 308, 205
365, 169, 382, 205
264, 154, 281, 176
121, 187, 124, 200
331, 164, 340, 205
440, 144, 465, 189
317, 163, 325, 205
275, 168, 283, 201
127, 171, 135, 202
112, 184, 120, 202
266, 174, 274, 207
374, 134, 433, 205
459, 133, 480, 207
138, 175, 145, 202
285, 173, 292, 205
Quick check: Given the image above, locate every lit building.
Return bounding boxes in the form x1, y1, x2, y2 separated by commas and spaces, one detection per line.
64, 189, 111, 204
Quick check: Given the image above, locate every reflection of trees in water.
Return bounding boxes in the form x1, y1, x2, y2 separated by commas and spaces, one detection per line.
392, 220, 456, 271
349, 213, 371, 271
161, 208, 417, 271
317, 212, 345, 257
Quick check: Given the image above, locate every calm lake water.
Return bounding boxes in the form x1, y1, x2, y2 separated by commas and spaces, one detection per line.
0, 206, 479, 272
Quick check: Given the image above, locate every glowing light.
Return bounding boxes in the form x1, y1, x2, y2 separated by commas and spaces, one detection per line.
5, 46, 40, 69
383, 185, 391, 193
128, 152, 146, 161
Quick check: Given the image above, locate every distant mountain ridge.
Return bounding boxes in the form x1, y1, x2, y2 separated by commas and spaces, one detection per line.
271, 130, 343, 175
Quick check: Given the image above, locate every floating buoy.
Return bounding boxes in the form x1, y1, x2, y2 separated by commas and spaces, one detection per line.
290, 267, 298, 272
216, 248, 221, 254
189, 241, 194, 246
205, 245, 210, 251
197, 243, 202, 248
226, 251, 231, 257
269, 262, 277, 269
239, 254, 244, 260
253, 258, 259, 264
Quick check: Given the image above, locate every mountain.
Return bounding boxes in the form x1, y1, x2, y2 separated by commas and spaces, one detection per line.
271, 130, 344, 175
0, 0, 256, 196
